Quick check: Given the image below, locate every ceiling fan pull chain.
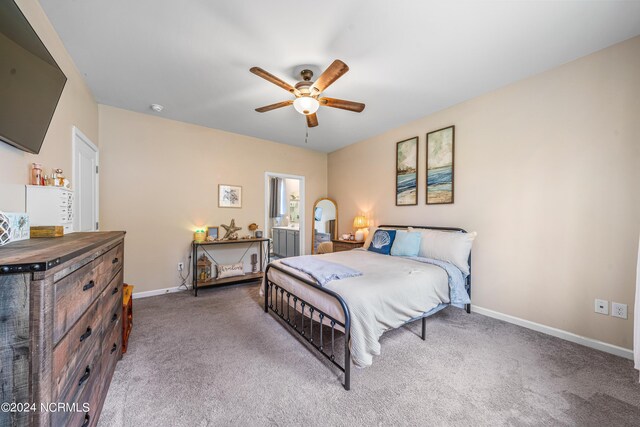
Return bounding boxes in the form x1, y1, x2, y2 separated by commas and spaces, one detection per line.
305, 125, 309, 144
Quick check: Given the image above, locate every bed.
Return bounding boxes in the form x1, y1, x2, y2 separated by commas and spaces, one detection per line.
263, 225, 473, 390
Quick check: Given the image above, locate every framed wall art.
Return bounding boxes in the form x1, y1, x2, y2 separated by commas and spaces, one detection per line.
426, 126, 454, 204
396, 136, 418, 206
218, 184, 242, 208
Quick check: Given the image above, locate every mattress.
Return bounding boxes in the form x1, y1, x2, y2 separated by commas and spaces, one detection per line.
265, 249, 450, 368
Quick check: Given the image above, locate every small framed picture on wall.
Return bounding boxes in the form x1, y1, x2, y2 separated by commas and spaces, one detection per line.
218, 184, 242, 208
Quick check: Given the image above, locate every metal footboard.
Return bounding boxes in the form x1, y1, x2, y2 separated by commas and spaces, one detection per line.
264, 263, 352, 390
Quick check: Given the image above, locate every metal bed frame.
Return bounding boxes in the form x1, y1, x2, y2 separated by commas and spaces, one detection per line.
264, 225, 472, 390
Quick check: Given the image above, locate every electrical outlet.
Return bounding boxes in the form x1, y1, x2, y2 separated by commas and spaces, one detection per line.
177, 262, 184, 271
594, 299, 608, 315
612, 302, 627, 319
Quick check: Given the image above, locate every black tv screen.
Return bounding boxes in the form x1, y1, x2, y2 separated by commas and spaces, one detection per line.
0, 1, 66, 154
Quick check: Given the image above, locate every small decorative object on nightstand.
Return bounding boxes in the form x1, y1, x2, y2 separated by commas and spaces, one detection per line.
331, 239, 365, 252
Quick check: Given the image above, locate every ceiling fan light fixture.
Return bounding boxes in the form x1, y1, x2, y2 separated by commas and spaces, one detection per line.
293, 96, 319, 115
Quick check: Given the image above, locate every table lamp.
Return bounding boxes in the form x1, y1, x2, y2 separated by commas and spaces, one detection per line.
353, 216, 368, 242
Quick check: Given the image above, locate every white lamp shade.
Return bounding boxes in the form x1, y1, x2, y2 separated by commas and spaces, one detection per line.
293, 97, 320, 115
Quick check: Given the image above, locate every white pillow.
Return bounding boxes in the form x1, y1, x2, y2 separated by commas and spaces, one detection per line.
408, 227, 476, 275
217, 263, 244, 279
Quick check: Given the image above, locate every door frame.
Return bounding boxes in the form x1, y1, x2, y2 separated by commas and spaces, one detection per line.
72, 126, 99, 231
264, 172, 305, 256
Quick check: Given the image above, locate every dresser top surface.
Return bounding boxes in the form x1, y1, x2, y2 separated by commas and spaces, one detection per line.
0, 231, 125, 271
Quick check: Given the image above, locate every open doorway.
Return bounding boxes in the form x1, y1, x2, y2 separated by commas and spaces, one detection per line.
264, 172, 305, 259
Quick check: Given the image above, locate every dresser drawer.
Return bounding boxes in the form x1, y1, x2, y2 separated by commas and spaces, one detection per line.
52, 351, 103, 427
103, 312, 122, 380
53, 243, 123, 344
98, 242, 124, 284
85, 316, 122, 427
99, 269, 123, 327
52, 316, 121, 427
52, 298, 103, 401
54, 328, 101, 405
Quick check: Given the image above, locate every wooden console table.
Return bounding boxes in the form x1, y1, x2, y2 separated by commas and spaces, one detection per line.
191, 238, 270, 296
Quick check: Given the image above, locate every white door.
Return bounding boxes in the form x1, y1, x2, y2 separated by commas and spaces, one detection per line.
73, 127, 99, 231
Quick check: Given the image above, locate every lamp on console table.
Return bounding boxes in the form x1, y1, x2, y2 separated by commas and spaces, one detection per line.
353, 216, 368, 242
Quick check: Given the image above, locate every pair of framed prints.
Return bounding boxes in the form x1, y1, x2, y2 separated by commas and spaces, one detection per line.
395, 125, 454, 206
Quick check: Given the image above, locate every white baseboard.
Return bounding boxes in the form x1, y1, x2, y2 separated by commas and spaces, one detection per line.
132, 286, 185, 299
471, 305, 633, 360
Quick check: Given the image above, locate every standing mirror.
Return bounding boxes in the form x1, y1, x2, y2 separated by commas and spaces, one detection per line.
311, 198, 338, 254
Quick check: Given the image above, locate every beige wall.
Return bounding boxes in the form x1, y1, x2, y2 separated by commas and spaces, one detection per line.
328, 36, 640, 350
98, 105, 327, 293
0, 0, 98, 212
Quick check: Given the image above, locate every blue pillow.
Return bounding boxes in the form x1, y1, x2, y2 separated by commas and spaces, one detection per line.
367, 229, 396, 255
390, 231, 422, 257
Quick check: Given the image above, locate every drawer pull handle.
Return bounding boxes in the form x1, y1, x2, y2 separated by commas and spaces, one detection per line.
82, 280, 95, 291
111, 313, 118, 323
78, 366, 91, 386
79, 327, 92, 342
111, 343, 117, 354
111, 286, 119, 295
81, 414, 90, 427
112, 257, 119, 264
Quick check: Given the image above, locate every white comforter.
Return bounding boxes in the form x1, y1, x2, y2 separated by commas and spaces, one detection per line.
265, 250, 450, 368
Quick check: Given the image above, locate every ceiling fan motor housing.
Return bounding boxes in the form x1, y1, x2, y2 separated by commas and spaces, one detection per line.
295, 80, 313, 94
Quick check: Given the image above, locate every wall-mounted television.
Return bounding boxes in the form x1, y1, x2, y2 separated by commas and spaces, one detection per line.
0, 1, 67, 154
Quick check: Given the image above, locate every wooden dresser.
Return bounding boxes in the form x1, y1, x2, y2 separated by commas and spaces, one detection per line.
0, 232, 125, 427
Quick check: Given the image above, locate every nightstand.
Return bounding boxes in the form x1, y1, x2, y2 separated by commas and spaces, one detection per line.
331, 239, 364, 252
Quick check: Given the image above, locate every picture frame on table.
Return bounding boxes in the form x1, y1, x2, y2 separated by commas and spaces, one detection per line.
218, 184, 242, 208
207, 226, 219, 240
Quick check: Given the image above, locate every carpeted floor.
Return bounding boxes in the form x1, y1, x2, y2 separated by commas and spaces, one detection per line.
98, 283, 640, 426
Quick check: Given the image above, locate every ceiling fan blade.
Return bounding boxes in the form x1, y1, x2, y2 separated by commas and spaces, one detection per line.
250, 67, 301, 96
319, 97, 365, 113
306, 113, 318, 128
310, 60, 349, 95
255, 100, 293, 113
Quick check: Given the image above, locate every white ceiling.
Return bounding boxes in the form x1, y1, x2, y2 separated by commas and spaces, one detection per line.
40, 0, 640, 152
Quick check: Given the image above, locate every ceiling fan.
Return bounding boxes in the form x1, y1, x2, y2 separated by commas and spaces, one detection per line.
250, 60, 365, 128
